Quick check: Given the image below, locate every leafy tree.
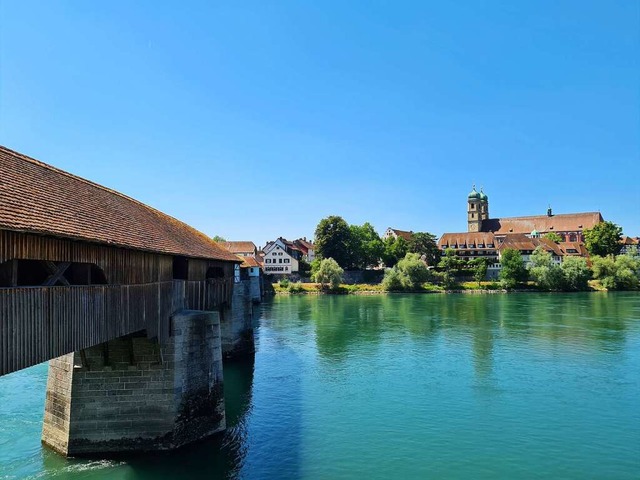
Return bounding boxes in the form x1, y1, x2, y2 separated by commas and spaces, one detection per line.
213, 235, 226, 242
590, 254, 639, 290
315, 216, 352, 268
560, 257, 590, 291
349, 223, 384, 269
312, 258, 344, 289
382, 253, 431, 291
298, 259, 312, 276
583, 221, 622, 256
407, 232, 440, 267
396, 253, 431, 289
469, 257, 490, 286
543, 232, 563, 243
529, 247, 564, 290
382, 236, 408, 268
438, 248, 464, 275
499, 249, 528, 289
381, 267, 404, 291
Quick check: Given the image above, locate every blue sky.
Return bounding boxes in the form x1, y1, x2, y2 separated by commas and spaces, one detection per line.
1, 1, 638, 246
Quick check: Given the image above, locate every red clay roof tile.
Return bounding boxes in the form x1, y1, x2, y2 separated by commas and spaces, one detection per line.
0, 145, 239, 262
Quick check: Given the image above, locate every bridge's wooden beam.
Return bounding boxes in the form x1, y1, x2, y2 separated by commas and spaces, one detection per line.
43, 261, 71, 287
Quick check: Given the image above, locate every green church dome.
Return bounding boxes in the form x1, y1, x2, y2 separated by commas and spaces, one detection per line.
479, 189, 488, 201
468, 186, 480, 200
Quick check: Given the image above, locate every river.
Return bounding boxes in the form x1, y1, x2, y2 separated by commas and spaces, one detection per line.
1, 292, 639, 479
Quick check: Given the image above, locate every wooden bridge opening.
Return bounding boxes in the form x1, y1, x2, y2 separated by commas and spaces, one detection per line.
173, 256, 189, 280
0, 260, 108, 287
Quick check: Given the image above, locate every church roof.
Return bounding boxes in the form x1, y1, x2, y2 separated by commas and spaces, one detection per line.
0, 145, 240, 262
481, 212, 603, 235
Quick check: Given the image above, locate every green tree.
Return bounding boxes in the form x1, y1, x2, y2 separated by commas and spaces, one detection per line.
382, 253, 431, 291
529, 247, 564, 290
583, 221, 622, 256
543, 232, 563, 243
348, 223, 384, 269
469, 257, 490, 286
382, 236, 408, 268
212, 235, 226, 242
437, 248, 464, 289
499, 249, 528, 289
381, 267, 404, 291
407, 232, 440, 266
312, 258, 344, 289
560, 256, 590, 291
396, 253, 430, 289
589, 254, 640, 290
314, 216, 352, 268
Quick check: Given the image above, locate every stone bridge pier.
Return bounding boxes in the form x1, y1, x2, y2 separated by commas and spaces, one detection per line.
42, 310, 225, 456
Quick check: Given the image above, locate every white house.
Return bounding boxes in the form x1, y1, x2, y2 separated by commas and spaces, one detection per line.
263, 240, 298, 275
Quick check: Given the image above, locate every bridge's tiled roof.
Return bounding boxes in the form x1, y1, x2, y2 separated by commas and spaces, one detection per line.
0, 145, 240, 262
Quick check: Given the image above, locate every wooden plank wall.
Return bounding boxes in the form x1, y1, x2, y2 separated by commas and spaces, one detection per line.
0, 231, 174, 284
0, 282, 178, 376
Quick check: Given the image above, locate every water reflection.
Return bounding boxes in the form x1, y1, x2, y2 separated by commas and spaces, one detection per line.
269, 292, 634, 376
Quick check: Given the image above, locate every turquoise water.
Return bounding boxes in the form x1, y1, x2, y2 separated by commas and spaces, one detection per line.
1, 292, 639, 479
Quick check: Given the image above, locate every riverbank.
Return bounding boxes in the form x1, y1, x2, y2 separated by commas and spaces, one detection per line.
270, 280, 618, 296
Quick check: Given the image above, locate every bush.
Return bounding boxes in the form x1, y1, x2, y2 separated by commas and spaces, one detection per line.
381, 253, 432, 291
591, 254, 640, 290
278, 278, 290, 289
312, 258, 344, 289
561, 257, 590, 291
382, 268, 404, 291
288, 281, 304, 293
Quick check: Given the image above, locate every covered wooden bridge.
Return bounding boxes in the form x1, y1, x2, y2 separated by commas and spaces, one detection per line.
0, 145, 240, 376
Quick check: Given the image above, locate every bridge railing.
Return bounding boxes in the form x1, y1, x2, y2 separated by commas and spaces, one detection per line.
0, 278, 234, 376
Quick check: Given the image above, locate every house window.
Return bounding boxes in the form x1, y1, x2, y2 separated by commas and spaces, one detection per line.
284, 258, 289, 263
279, 258, 282, 263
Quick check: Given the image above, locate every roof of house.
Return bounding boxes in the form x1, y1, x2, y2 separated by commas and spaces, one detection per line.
387, 228, 414, 241
498, 234, 564, 256
295, 238, 315, 251
481, 212, 603, 235
621, 236, 640, 245
221, 241, 257, 254
439, 232, 497, 247
237, 255, 262, 268
0, 145, 239, 262
558, 242, 589, 256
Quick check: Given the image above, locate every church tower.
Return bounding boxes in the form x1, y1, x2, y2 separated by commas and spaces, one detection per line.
479, 188, 489, 221
467, 185, 482, 232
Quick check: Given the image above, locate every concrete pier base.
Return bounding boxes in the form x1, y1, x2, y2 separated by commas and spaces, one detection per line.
42, 310, 225, 456
221, 279, 255, 360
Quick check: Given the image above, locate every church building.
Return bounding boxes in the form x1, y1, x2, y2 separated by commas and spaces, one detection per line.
438, 187, 603, 274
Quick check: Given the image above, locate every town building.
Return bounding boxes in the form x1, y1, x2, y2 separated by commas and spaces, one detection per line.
439, 186, 604, 278
466, 186, 602, 242
220, 241, 258, 257
262, 239, 299, 275
294, 238, 316, 262
383, 228, 413, 242
620, 236, 640, 256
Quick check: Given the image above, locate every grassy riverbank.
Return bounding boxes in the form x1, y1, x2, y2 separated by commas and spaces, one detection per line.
271, 280, 615, 295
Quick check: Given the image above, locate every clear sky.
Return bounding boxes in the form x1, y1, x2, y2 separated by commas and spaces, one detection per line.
1, 1, 638, 246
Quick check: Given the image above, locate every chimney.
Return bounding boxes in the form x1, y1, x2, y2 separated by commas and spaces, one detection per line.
547, 205, 553, 217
